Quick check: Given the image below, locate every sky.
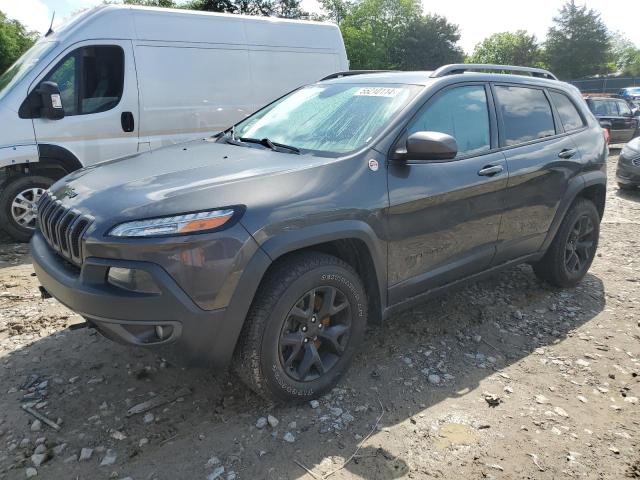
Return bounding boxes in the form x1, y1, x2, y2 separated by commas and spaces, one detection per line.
1, 0, 639, 54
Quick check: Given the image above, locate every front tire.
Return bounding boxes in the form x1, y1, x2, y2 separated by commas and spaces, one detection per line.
0, 175, 54, 242
232, 252, 368, 403
532, 198, 600, 288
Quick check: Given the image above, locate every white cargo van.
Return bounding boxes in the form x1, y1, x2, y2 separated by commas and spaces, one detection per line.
0, 5, 348, 240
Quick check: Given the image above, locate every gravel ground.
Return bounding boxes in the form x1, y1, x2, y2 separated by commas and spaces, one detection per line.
0, 153, 638, 480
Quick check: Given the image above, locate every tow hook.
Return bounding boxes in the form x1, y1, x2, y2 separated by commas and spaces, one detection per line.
38, 286, 52, 300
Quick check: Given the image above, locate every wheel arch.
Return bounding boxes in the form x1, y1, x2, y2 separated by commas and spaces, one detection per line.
540, 171, 606, 253
217, 222, 387, 367
35, 144, 83, 178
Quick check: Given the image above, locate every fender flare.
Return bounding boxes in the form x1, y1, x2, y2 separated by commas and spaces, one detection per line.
540, 170, 606, 252
214, 220, 387, 365
36, 144, 83, 174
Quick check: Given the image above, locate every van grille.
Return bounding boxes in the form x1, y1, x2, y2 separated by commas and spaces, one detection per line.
37, 192, 92, 266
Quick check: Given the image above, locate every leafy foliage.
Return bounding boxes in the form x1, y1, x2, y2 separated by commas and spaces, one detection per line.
468, 31, 541, 67
0, 11, 38, 75
544, 0, 610, 79
610, 33, 640, 76
328, 0, 462, 70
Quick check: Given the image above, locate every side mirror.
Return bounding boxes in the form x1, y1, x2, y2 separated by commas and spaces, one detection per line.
633, 109, 640, 117
35, 81, 64, 120
400, 131, 458, 161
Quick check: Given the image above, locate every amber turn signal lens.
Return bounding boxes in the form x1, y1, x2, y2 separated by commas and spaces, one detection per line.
178, 213, 233, 233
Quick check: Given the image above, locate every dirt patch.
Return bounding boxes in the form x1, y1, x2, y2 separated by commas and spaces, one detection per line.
0, 154, 638, 480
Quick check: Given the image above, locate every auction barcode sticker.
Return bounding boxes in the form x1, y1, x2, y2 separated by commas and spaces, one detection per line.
354, 87, 400, 97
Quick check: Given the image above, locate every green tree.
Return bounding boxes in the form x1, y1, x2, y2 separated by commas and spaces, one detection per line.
394, 14, 463, 70
340, 0, 421, 69
610, 32, 640, 76
120, 0, 308, 17
0, 11, 38, 75
469, 30, 541, 67
544, 0, 610, 79
123, 0, 178, 6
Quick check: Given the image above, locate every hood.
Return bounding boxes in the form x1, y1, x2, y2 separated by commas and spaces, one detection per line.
50, 138, 332, 231
622, 136, 640, 156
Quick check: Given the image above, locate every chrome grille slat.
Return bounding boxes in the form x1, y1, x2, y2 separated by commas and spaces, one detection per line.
36, 192, 93, 267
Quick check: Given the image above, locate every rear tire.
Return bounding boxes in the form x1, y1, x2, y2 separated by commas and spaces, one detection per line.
0, 175, 54, 242
532, 198, 600, 288
232, 252, 367, 403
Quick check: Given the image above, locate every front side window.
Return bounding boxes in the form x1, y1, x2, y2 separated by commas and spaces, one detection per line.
549, 91, 585, 132
232, 83, 421, 155
617, 101, 632, 116
42, 45, 124, 116
495, 86, 555, 146
407, 85, 490, 157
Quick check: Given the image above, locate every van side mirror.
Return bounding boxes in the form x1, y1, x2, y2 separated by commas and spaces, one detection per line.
399, 131, 458, 161
36, 81, 65, 120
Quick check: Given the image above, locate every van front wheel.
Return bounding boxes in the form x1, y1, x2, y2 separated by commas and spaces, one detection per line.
0, 175, 54, 242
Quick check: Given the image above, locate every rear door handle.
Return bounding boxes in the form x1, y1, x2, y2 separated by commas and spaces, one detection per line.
558, 148, 577, 159
121, 111, 135, 133
478, 164, 504, 176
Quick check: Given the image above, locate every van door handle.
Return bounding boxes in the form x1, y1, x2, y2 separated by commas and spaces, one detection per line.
558, 148, 577, 159
121, 112, 135, 133
478, 164, 503, 176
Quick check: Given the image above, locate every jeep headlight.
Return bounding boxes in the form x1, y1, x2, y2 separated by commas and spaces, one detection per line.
108, 209, 237, 237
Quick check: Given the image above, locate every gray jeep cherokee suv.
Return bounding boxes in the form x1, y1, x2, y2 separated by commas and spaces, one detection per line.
31, 64, 607, 402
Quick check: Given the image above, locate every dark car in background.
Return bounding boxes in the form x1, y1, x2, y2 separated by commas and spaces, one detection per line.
585, 96, 639, 144
617, 137, 640, 190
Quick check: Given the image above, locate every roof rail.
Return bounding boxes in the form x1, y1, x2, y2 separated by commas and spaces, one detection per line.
320, 70, 389, 81
430, 64, 558, 81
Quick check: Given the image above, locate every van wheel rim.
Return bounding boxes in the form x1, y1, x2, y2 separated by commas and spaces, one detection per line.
278, 286, 351, 382
10, 187, 45, 229
564, 215, 595, 274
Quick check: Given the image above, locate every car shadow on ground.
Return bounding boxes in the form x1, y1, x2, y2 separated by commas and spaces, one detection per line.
0, 262, 605, 479
615, 185, 640, 201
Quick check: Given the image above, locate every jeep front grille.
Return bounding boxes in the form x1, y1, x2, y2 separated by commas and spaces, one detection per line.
37, 192, 92, 266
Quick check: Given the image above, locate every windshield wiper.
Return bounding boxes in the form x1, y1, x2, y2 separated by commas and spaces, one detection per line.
239, 137, 300, 155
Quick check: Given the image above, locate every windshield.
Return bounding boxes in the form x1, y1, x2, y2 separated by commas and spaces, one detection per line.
0, 41, 57, 102
232, 83, 421, 155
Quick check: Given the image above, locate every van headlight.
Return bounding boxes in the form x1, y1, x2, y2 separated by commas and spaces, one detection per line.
108, 208, 237, 237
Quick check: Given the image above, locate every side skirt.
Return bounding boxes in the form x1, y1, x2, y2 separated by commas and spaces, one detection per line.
381, 252, 544, 321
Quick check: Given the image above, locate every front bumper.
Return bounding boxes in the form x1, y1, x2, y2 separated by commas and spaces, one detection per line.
616, 160, 640, 186
30, 232, 239, 368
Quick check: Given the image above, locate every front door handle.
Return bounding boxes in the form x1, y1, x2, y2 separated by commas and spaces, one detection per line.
478, 164, 504, 176
121, 111, 135, 133
558, 148, 577, 159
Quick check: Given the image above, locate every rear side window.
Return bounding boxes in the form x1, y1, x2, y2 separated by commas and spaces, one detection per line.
590, 100, 617, 116
495, 86, 555, 146
407, 85, 491, 157
549, 91, 585, 131
43, 45, 124, 116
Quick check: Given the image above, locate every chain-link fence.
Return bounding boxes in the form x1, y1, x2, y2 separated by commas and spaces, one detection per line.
569, 77, 640, 95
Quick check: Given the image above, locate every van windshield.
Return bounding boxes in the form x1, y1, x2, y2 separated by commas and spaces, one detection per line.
0, 41, 57, 102
231, 83, 421, 156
